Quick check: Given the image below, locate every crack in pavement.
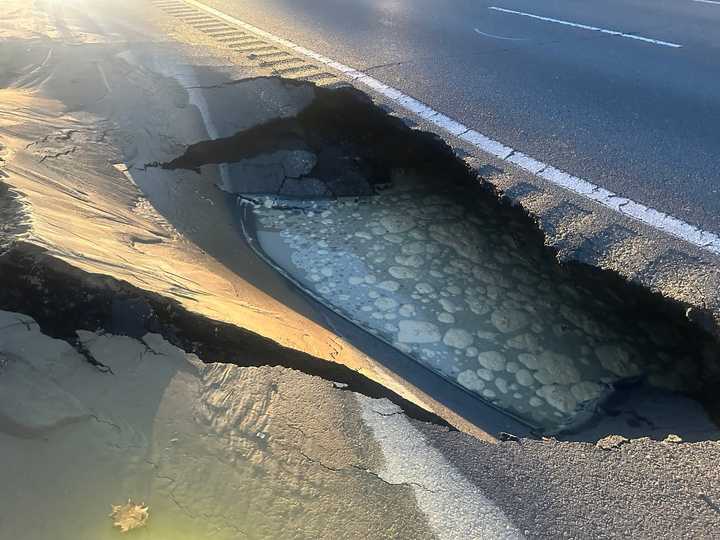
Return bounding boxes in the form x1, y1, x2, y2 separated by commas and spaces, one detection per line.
73, 339, 115, 374
297, 448, 439, 494
350, 464, 440, 494
38, 145, 77, 163
89, 413, 122, 433
143, 456, 249, 536
701, 494, 720, 515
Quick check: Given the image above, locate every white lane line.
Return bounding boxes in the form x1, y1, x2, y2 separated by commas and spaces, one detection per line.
473, 28, 528, 41
693, 0, 720, 5
358, 397, 525, 539
180, 0, 720, 256
488, 6, 683, 48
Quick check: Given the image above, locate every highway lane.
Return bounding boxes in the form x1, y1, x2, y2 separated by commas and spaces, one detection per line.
200, 0, 720, 235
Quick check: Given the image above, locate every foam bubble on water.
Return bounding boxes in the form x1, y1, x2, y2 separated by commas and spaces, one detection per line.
380, 214, 415, 233
595, 344, 641, 377
443, 328, 474, 349
415, 283, 434, 294
446, 285, 462, 295
378, 280, 400, 292
439, 298, 462, 314
571, 381, 605, 402
402, 242, 425, 255
477, 368, 494, 382
476, 330, 498, 341
374, 297, 398, 311
397, 320, 441, 344
395, 254, 424, 268
478, 351, 506, 371
515, 369, 535, 387
533, 352, 581, 385
507, 333, 541, 352
492, 308, 529, 333
537, 385, 577, 414
389, 266, 418, 280
252, 189, 675, 431
458, 370, 485, 392
518, 353, 539, 370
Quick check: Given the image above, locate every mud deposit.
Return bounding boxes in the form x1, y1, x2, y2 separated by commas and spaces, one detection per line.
165, 80, 720, 435
0, 244, 447, 428
0, 180, 28, 253
0, 293, 443, 539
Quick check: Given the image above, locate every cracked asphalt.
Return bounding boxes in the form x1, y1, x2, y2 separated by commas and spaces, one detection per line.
418, 422, 720, 538
194, 0, 720, 336
201, 0, 720, 236
1, 0, 720, 537
0, 313, 440, 538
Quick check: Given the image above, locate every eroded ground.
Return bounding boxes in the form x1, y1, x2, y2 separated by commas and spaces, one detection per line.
1, 0, 720, 538
0, 309, 476, 539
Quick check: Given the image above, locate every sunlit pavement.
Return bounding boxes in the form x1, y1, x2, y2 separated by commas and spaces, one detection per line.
0, 0, 720, 538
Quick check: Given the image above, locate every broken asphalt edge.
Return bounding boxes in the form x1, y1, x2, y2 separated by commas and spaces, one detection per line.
0, 241, 455, 432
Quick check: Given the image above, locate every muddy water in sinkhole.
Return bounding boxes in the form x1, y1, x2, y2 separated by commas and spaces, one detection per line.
248, 184, 712, 432
156, 76, 717, 435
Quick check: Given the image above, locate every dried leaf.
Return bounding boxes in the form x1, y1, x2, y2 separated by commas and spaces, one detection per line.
110, 499, 149, 533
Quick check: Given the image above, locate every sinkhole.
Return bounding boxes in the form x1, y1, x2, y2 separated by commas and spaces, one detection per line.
157, 79, 720, 435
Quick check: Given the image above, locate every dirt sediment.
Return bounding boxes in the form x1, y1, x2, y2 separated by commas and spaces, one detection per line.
0, 242, 452, 429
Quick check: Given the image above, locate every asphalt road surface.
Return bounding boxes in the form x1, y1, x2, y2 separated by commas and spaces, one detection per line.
3, 0, 720, 536
202, 0, 720, 234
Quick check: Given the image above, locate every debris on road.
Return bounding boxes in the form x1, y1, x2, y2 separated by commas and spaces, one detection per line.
596, 435, 629, 450
110, 500, 149, 533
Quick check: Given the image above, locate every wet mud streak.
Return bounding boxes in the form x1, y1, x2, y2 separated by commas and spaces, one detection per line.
0, 181, 29, 255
